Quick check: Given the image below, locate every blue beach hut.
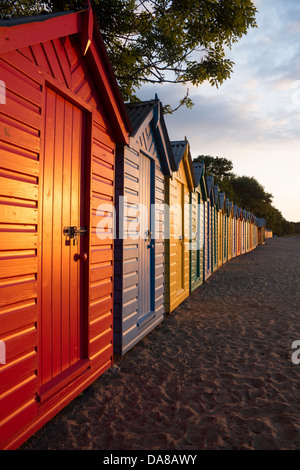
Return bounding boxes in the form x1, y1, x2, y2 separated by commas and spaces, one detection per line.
114, 97, 175, 355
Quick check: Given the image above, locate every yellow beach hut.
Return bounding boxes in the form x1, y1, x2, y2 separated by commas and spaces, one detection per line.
165, 140, 195, 313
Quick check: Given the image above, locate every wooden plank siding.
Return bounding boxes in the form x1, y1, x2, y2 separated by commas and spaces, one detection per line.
217, 209, 223, 268
0, 9, 130, 450
211, 204, 218, 273
114, 100, 173, 355
241, 212, 246, 254
227, 201, 233, 262
245, 212, 250, 253
222, 214, 228, 264
190, 163, 207, 293
0, 47, 42, 448
165, 141, 194, 314
232, 205, 238, 258
205, 176, 216, 279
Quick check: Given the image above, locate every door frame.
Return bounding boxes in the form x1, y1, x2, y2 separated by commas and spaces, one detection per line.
37, 77, 93, 401
173, 175, 185, 294
136, 150, 155, 328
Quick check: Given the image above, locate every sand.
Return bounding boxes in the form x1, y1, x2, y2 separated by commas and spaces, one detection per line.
20, 236, 300, 450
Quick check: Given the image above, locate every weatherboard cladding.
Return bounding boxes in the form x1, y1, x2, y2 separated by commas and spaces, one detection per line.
204, 176, 214, 280
212, 185, 219, 271
217, 206, 223, 267
232, 204, 238, 258
113, 99, 173, 355
190, 163, 206, 292
165, 141, 193, 313
227, 200, 233, 261
207, 177, 218, 274
0, 8, 130, 449
220, 194, 228, 264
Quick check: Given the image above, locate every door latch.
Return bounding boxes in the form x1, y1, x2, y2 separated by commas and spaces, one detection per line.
63, 226, 87, 245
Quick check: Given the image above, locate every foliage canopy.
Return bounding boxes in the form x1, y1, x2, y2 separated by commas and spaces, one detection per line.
193, 154, 295, 236
0, 0, 258, 111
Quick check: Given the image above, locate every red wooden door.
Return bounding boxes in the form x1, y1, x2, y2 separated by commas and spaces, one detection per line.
40, 87, 88, 398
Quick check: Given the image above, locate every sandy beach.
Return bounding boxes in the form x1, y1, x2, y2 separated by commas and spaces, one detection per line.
20, 236, 300, 450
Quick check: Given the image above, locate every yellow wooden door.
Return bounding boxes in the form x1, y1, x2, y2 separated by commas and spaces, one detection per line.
175, 179, 184, 293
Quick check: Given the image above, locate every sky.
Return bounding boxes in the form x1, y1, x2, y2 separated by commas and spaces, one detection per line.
136, 0, 300, 222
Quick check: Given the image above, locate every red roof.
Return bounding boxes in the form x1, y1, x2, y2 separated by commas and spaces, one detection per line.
0, 3, 132, 142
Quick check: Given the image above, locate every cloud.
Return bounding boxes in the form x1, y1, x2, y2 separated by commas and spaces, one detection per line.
136, 0, 300, 221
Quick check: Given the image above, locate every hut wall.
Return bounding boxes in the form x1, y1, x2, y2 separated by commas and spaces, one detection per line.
222, 214, 228, 264
232, 218, 237, 258
0, 22, 127, 449
114, 123, 166, 355
212, 207, 218, 272
190, 189, 204, 292
165, 161, 190, 313
204, 200, 212, 280
217, 211, 223, 267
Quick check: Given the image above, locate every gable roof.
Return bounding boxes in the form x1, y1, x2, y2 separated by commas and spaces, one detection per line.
257, 218, 266, 227
171, 140, 188, 170
125, 100, 156, 134
213, 185, 220, 210
125, 98, 175, 176
170, 139, 196, 191
206, 175, 216, 206
0, 4, 132, 143
205, 174, 214, 198
193, 162, 204, 187
219, 192, 226, 211
193, 162, 207, 201
227, 200, 234, 216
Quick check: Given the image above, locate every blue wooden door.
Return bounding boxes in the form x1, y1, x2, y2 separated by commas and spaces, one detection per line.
138, 153, 153, 321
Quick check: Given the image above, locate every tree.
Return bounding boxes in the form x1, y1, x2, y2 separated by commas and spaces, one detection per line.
230, 175, 273, 211
0, 0, 50, 17
194, 154, 234, 180
194, 154, 294, 236
193, 154, 236, 200
0, 0, 258, 112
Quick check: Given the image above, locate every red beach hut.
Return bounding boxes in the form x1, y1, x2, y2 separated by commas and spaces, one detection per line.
0, 6, 131, 449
